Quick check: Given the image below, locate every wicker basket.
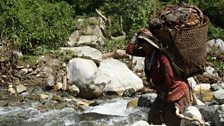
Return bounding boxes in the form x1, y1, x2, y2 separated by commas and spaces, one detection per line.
152, 16, 209, 76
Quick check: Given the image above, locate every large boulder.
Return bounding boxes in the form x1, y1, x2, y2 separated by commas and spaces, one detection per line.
67, 58, 102, 99
61, 46, 103, 63
94, 58, 143, 95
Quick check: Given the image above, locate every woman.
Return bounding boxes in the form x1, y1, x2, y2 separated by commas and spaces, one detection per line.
126, 28, 193, 126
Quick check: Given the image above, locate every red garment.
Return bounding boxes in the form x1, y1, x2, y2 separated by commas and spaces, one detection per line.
126, 42, 189, 102
126, 40, 193, 126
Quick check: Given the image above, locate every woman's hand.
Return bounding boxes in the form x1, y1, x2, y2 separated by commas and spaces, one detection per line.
138, 28, 152, 37
130, 33, 138, 44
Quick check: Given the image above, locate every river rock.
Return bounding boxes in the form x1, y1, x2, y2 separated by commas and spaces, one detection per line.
207, 39, 224, 52
67, 58, 97, 85
68, 84, 80, 96
131, 120, 150, 126
76, 101, 90, 110
131, 120, 166, 126
214, 104, 224, 126
194, 83, 214, 102
54, 82, 63, 91
61, 46, 103, 63
123, 88, 136, 97
93, 58, 143, 96
194, 83, 211, 93
88, 84, 104, 98
16, 84, 26, 94
202, 90, 214, 102
197, 104, 219, 123
67, 58, 102, 99
127, 98, 138, 108
77, 34, 96, 45
52, 95, 62, 102
46, 74, 55, 88
204, 66, 219, 78
68, 34, 104, 46
187, 77, 197, 88
211, 83, 223, 91
131, 56, 145, 72
8, 85, 15, 95
138, 93, 157, 107
39, 94, 48, 100
213, 89, 224, 104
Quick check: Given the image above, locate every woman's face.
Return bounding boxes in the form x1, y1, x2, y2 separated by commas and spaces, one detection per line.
138, 40, 155, 55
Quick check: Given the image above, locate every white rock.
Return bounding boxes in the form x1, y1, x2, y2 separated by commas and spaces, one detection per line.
207, 39, 224, 52
61, 46, 103, 63
187, 77, 197, 89
131, 120, 166, 126
39, 94, 48, 100
54, 82, 63, 91
16, 84, 27, 94
8, 85, 15, 94
132, 56, 145, 72
204, 66, 219, 77
131, 120, 150, 126
180, 106, 205, 126
21, 68, 29, 74
69, 85, 80, 96
67, 58, 98, 84
94, 58, 143, 95
194, 83, 211, 92
46, 74, 55, 87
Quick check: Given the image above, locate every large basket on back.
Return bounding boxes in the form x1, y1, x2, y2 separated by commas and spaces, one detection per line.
152, 16, 209, 76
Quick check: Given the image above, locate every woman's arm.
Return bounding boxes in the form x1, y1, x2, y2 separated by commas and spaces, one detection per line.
159, 54, 174, 86
126, 41, 145, 57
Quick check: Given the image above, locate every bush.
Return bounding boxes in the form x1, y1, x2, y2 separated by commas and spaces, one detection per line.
208, 23, 224, 40
196, 0, 224, 28
99, 0, 162, 37
0, 0, 75, 54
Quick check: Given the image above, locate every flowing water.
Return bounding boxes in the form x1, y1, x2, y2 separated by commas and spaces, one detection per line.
0, 98, 148, 126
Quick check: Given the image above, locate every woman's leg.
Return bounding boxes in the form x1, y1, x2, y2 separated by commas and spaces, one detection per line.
147, 97, 163, 124
163, 90, 193, 126
163, 103, 181, 126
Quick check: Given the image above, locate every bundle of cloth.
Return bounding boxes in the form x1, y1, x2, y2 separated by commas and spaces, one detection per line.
149, 3, 204, 30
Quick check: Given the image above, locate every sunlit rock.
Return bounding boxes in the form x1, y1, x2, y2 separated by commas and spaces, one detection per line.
68, 85, 80, 96
131, 56, 145, 72
67, 58, 101, 99
214, 104, 224, 126
8, 85, 15, 95
16, 84, 27, 94
61, 46, 103, 63
94, 58, 143, 96
39, 94, 48, 100
54, 82, 63, 91
131, 120, 150, 126
194, 83, 214, 102
213, 89, 224, 104
187, 77, 197, 89
127, 98, 138, 108
207, 39, 224, 52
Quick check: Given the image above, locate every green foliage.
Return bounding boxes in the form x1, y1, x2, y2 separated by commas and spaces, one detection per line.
208, 23, 224, 40
1, 0, 224, 55
18, 55, 38, 66
0, 0, 75, 54
64, 0, 106, 16
99, 0, 162, 36
102, 39, 127, 53
196, 0, 224, 28
207, 52, 224, 74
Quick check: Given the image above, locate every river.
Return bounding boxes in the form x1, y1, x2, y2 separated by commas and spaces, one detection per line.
0, 98, 148, 126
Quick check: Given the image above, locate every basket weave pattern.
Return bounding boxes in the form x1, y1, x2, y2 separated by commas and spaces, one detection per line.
154, 16, 209, 75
